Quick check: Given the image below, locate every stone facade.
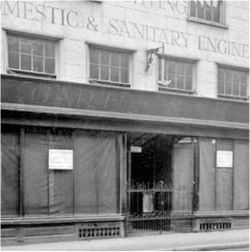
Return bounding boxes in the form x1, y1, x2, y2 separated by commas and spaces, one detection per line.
1, 0, 249, 96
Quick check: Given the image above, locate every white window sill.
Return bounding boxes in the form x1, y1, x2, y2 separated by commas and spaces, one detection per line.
89, 79, 131, 88
187, 16, 228, 29
7, 68, 56, 79
218, 94, 249, 102
159, 85, 194, 95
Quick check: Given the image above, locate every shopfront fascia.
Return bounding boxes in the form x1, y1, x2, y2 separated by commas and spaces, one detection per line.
1, 74, 249, 243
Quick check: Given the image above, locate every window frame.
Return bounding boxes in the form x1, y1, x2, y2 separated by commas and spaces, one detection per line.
88, 44, 133, 88
158, 55, 197, 95
217, 64, 249, 101
5, 30, 60, 79
187, 0, 227, 29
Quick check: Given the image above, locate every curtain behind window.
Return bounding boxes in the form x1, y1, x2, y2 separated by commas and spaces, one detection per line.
74, 131, 117, 214
1, 129, 19, 216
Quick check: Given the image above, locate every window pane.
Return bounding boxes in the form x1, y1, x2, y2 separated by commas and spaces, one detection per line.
45, 58, 55, 74
240, 73, 248, 85
190, 1, 196, 17
218, 80, 224, 95
185, 63, 193, 76
8, 37, 19, 52
45, 42, 55, 57
90, 49, 99, 64
21, 40, 31, 54
233, 82, 240, 97
33, 41, 43, 56
168, 61, 175, 74
177, 63, 184, 74
185, 76, 193, 90
240, 83, 247, 97
101, 51, 109, 66
204, 3, 212, 21
164, 60, 168, 81
33, 56, 43, 72
213, 6, 220, 22
233, 73, 240, 96
159, 58, 162, 81
90, 64, 99, 79
101, 66, 109, 80
21, 54, 31, 70
121, 54, 128, 68
177, 75, 184, 89
121, 69, 129, 83
111, 53, 119, 67
225, 71, 232, 95
197, 2, 204, 19
111, 67, 119, 82
9, 52, 19, 69
168, 72, 176, 88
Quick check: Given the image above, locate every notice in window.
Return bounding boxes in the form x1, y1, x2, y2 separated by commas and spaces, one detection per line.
216, 150, 233, 168
143, 193, 154, 213
49, 149, 73, 170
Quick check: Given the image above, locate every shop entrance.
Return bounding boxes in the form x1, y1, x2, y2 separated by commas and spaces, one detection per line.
126, 133, 195, 235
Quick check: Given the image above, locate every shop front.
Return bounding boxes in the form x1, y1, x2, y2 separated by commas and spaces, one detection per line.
1, 74, 249, 244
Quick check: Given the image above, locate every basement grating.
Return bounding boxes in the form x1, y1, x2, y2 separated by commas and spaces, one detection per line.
78, 226, 120, 239
200, 222, 232, 231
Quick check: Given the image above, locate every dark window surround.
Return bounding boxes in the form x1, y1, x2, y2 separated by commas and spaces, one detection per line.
7, 35, 56, 77
187, 0, 228, 29
4, 29, 62, 79
217, 64, 249, 101
89, 45, 132, 87
158, 56, 197, 94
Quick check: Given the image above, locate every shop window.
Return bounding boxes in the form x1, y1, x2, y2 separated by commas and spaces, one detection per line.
218, 66, 249, 100
189, 0, 224, 25
215, 140, 233, 210
7, 35, 56, 78
158, 57, 195, 94
23, 128, 74, 216
1, 128, 19, 216
1, 127, 120, 218
89, 47, 131, 87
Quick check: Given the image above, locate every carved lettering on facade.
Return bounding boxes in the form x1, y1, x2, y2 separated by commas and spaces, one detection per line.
1, 0, 249, 58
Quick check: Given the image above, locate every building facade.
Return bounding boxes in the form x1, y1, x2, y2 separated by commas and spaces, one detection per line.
1, 0, 249, 245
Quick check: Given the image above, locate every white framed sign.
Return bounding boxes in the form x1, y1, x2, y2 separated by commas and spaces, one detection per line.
130, 146, 142, 153
216, 150, 233, 168
49, 149, 73, 170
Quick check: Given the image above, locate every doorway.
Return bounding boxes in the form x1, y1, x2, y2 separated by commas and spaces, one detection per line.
126, 133, 195, 235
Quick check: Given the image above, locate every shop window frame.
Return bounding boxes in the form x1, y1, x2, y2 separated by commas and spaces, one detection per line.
217, 64, 249, 101
5, 30, 61, 79
158, 56, 197, 95
187, 0, 228, 29
88, 44, 133, 88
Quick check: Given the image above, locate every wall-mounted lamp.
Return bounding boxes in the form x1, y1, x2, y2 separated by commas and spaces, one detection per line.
145, 44, 164, 72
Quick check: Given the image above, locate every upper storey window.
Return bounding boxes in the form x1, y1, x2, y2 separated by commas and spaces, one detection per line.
89, 46, 131, 87
218, 66, 249, 101
158, 57, 195, 94
189, 0, 224, 25
7, 35, 56, 77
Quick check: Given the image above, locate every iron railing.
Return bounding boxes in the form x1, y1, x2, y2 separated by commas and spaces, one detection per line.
126, 181, 193, 235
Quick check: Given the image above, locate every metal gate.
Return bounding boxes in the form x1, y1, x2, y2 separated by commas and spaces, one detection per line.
126, 181, 194, 235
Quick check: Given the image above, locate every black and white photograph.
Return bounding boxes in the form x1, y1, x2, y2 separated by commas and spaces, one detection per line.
0, 0, 249, 251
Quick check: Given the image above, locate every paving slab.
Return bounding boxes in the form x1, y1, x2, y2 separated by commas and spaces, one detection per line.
2, 229, 249, 251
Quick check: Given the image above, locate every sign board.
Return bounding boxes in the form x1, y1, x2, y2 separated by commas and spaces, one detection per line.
49, 149, 73, 170
216, 150, 233, 168
143, 193, 154, 213
130, 146, 142, 153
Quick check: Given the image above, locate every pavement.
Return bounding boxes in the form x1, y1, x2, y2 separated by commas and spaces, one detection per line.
2, 229, 249, 251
